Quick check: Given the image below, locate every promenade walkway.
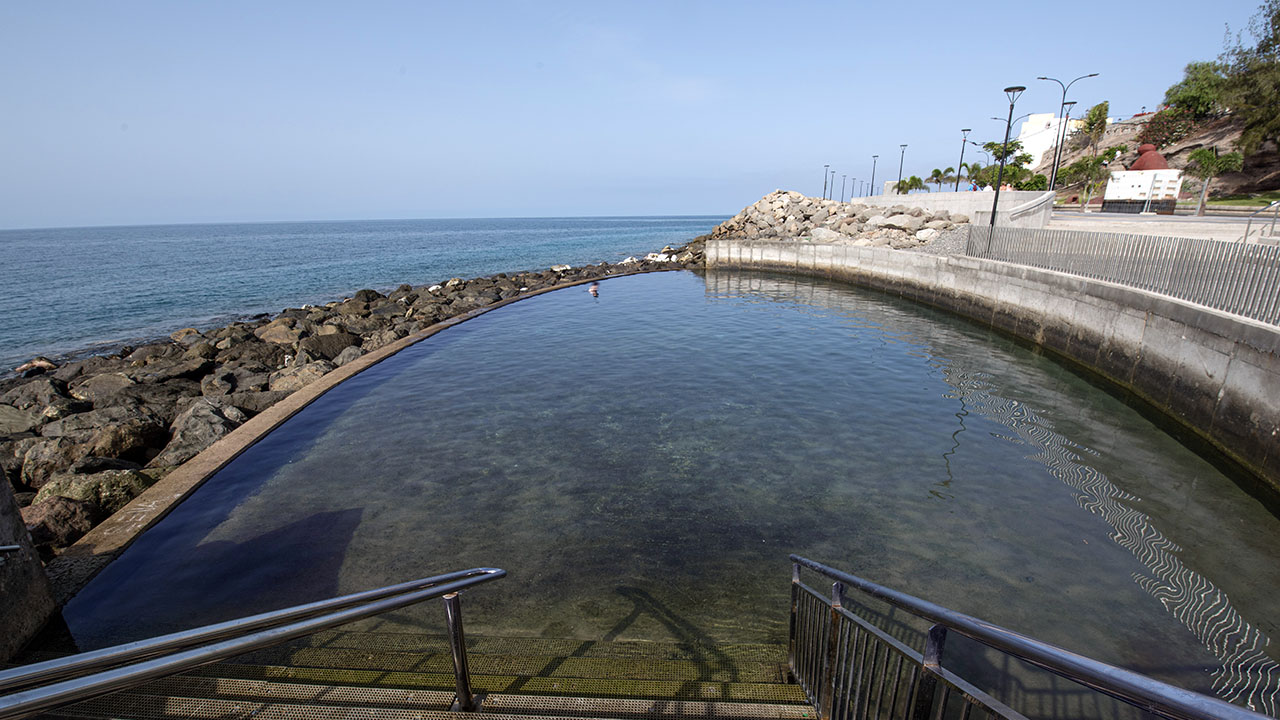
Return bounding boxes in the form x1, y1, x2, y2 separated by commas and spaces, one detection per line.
1048, 210, 1267, 242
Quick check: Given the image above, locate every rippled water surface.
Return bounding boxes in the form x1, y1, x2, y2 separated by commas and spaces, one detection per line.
63, 270, 1280, 714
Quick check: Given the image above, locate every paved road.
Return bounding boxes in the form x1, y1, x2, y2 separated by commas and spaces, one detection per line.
1048, 211, 1276, 242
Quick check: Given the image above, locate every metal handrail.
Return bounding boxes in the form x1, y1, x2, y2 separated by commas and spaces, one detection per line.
0, 567, 505, 720
1242, 200, 1280, 242
790, 555, 1267, 720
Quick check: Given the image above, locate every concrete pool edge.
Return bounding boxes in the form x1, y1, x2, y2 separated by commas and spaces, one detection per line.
43, 268, 675, 605
707, 239, 1280, 501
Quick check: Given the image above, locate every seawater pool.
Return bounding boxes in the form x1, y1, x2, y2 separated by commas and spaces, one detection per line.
62, 270, 1280, 713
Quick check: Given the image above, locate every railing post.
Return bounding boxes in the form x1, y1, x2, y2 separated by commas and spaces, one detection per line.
911, 624, 948, 720
820, 581, 844, 720
788, 562, 800, 681
442, 592, 478, 711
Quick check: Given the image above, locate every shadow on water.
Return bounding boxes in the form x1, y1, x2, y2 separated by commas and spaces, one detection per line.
62, 508, 363, 649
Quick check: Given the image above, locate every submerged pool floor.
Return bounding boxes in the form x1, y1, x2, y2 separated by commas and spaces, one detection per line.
62, 270, 1280, 712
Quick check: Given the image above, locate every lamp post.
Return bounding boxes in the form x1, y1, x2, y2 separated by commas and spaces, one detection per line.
1054, 101, 1078, 189
841, 175, 847, 202
897, 144, 908, 187
991, 86, 1026, 227
870, 155, 879, 196
822, 164, 830, 199
830, 170, 836, 199
955, 129, 972, 191
1038, 73, 1098, 190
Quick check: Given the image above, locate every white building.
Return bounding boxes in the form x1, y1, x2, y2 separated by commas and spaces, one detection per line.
1015, 113, 1081, 168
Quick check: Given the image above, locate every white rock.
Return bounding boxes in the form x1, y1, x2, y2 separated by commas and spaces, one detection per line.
620, 256, 639, 264
810, 227, 843, 243
427, 284, 443, 294
551, 264, 572, 272
916, 228, 941, 242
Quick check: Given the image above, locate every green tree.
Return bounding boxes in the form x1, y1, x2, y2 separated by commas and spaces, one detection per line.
1163, 61, 1228, 118
1080, 101, 1110, 160
895, 175, 928, 194
1185, 146, 1245, 215
961, 162, 983, 185
1220, 0, 1280, 154
928, 168, 946, 191
1015, 174, 1048, 191
1057, 146, 1127, 207
1136, 108, 1198, 148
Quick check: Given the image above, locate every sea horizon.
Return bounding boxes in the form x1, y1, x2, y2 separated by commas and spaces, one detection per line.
0, 212, 730, 234
1, 215, 725, 372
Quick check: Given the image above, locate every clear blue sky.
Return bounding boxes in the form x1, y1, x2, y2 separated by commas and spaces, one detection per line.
1, 1, 1261, 228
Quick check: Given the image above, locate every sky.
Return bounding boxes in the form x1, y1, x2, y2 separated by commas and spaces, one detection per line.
0, 1, 1264, 229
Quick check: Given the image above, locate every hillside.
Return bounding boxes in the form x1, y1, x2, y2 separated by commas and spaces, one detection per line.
1035, 115, 1280, 199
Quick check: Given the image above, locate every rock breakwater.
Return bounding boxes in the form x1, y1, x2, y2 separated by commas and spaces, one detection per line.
710, 190, 970, 249
2, 239, 706, 559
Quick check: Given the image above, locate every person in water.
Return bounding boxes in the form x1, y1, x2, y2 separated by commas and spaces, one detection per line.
588, 281, 599, 297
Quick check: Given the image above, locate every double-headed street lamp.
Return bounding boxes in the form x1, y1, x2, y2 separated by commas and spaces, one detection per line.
955, 129, 972, 191
991, 86, 1026, 228
1038, 73, 1098, 190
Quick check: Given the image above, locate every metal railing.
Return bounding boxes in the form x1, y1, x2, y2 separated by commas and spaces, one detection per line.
788, 556, 1268, 720
1242, 201, 1280, 243
0, 566, 505, 720
966, 226, 1280, 325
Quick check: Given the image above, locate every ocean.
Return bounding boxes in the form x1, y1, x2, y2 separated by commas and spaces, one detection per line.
0, 216, 723, 372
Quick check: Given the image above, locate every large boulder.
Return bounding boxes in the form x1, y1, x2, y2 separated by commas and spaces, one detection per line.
268, 361, 334, 394
254, 319, 304, 345
21, 437, 94, 490
69, 373, 135, 403
223, 390, 292, 415
0, 406, 42, 435
879, 214, 925, 232
22, 495, 102, 551
0, 378, 70, 411
298, 332, 361, 361
147, 399, 247, 468
132, 358, 214, 384
34, 469, 156, 515
810, 227, 844, 243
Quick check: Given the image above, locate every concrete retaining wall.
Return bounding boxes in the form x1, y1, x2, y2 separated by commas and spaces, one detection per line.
707, 239, 1280, 497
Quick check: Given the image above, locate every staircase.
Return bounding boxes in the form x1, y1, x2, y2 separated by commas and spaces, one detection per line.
23, 631, 810, 720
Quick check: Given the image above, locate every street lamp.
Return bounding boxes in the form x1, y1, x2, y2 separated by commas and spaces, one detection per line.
991, 86, 1026, 228
822, 164, 830, 199
1038, 73, 1098, 190
1055, 101, 1078, 188
955, 129, 972, 191
897, 144, 908, 186
829, 170, 836, 199
870, 155, 879, 196
841, 175, 847, 202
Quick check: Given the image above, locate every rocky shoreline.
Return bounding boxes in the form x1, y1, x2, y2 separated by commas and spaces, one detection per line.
1, 240, 707, 559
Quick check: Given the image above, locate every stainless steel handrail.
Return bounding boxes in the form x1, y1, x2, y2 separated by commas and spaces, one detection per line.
0, 567, 504, 720
1242, 200, 1280, 242
790, 555, 1266, 720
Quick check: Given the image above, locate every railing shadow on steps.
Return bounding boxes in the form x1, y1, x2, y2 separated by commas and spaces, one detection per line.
788, 555, 1271, 720
0, 566, 505, 720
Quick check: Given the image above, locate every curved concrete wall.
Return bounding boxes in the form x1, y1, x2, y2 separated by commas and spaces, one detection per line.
706, 239, 1280, 498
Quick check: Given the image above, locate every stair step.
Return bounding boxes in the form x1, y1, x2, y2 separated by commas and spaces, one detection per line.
229, 646, 787, 683
191, 663, 809, 704
303, 631, 790, 662
46, 676, 812, 720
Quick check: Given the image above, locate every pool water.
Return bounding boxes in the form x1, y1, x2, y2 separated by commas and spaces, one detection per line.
62, 270, 1280, 713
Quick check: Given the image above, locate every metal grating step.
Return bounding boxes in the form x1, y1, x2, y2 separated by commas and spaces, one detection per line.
189, 663, 809, 704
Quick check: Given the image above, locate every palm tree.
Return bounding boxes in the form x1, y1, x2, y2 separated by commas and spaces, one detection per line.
928, 168, 945, 191
895, 175, 929, 194
962, 162, 984, 187
1185, 147, 1244, 216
